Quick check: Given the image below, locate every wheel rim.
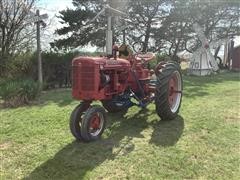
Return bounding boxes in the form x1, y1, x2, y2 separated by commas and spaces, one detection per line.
89, 112, 104, 137
168, 71, 182, 113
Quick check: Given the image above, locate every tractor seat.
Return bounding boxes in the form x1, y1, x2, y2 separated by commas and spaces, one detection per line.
118, 44, 133, 60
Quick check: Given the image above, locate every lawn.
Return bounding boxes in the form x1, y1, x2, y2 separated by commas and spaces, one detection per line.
1, 71, 240, 179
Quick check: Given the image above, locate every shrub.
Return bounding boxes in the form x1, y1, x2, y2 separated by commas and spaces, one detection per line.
30, 51, 83, 89
1, 51, 103, 89
0, 52, 33, 78
0, 78, 40, 107
148, 53, 168, 69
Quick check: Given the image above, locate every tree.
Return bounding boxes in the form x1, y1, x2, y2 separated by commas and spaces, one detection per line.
183, 0, 240, 51
52, 0, 172, 51
52, 0, 106, 50
0, 0, 35, 74
53, 0, 173, 52
124, 0, 172, 52
53, 0, 239, 61
153, 0, 240, 58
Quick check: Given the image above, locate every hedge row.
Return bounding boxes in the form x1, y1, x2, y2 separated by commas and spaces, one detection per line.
1, 51, 102, 88
0, 78, 40, 107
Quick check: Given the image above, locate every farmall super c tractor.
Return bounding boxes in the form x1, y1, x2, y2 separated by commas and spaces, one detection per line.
69, 5, 183, 142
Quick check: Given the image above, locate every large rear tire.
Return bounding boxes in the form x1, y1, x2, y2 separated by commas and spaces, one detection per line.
155, 62, 182, 120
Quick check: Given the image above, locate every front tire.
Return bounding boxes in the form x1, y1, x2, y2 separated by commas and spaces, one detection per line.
69, 101, 90, 141
80, 105, 106, 142
155, 62, 182, 120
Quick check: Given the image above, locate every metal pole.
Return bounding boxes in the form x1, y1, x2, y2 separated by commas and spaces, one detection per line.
123, 29, 126, 44
106, 16, 113, 56
36, 9, 43, 87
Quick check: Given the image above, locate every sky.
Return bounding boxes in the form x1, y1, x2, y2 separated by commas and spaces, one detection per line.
37, 0, 240, 52
36, 0, 97, 51
36, 0, 73, 50
37, 0, 73, 11
37, 0, 74, 32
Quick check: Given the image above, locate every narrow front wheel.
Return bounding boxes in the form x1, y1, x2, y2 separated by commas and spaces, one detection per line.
69, 101, 90, 141
80, 105, 106, 142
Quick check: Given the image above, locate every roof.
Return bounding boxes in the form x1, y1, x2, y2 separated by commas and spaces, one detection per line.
234, 45, 240, 49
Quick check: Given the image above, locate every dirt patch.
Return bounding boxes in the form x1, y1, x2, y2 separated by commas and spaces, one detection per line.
0, 141, 12, 150
224, 116, 240, 124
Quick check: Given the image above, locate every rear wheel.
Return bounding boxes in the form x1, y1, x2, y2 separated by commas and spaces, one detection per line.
80, 105, 106, 142
155, 62, 182, 120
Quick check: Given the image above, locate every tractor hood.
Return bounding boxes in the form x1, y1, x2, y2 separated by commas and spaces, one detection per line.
72, 56, 131, 69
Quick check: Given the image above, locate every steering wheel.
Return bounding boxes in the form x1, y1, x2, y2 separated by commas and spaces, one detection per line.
135, 52, 155, 62
132, 41, 144, 53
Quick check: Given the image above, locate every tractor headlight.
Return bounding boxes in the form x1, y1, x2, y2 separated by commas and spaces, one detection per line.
100, 65, 104, 70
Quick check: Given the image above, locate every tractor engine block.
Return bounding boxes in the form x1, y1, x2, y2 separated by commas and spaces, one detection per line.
72, 57, 130, 100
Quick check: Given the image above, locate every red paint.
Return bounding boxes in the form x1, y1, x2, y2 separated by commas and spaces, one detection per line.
168, 74, 178, 108
72, 55, 156, 101
232, 46, 240, 71
90, 114, 101, 130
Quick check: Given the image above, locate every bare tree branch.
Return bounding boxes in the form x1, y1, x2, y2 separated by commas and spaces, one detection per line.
0, 0, 35, 60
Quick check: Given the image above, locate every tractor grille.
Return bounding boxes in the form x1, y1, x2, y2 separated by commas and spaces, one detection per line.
72, 66, 79, 90
72, 64, 95, 91
80, 65, 95, 91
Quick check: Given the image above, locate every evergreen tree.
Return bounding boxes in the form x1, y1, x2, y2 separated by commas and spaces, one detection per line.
52, 0, 239, 58
52, 0, 106, 50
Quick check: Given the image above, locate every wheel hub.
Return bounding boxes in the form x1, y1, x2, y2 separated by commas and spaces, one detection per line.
168, 71, 182, 113
89, 112, 104, 137
90, 114, 101, 130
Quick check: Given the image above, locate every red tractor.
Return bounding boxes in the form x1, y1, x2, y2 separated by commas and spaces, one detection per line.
70, 45, 182, 142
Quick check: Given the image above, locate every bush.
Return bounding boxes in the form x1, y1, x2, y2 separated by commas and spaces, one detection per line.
30, 51, 98, 89
1, 51, 104, 89
0, 78, 40, 107
0, 52, 33, 78
148, 53, 169, 69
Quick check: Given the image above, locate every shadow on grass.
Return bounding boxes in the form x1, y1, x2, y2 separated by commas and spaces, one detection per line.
183, 71, 240, 98
37, 88, 75, 107
25, 109, 184, 180
149, 116, 184, 146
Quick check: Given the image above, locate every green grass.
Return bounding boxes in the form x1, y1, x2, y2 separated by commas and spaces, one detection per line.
1, 72, 240, 179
